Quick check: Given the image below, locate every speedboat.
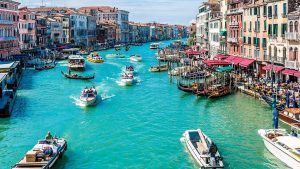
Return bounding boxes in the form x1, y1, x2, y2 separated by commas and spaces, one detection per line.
125, 65, 134, 75
11, 132, 67, 169
149, 64, 168, 72
182, 129, 224, 168
88, 52, 104, 63
120, 73, 134, 86
79, 87, 98, 106
106, 53, 125, 58
130, 55, 142, 62
150, 43, 159, 49
258, 129, 300, 168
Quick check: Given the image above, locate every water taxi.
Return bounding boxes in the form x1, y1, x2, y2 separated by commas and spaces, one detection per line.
150, 43, 159, 49
182, 129, 224, 168
130, 55, 142, 62
68, 55, 85, 70
11, 132, 67, 169
80, 87, 98, 106
149, 64, 168, 72
125, 65, 134, 75
279, 108, 300, 129
120, 73, 134, 86
87, 52, 104, 63
258, 129, 300, 168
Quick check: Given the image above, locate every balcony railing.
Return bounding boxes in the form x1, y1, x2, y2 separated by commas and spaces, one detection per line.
285, 32, 300, 41
0, 19, 14, 24
274, 57, 284, 64
0, 37, 16, 41
285, 60, 298, 70
229, 22, 239, 27
228, 8, 243, 15
227, 37, 238, 43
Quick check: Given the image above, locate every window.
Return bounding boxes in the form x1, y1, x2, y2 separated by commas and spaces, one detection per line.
268, 6, 272, 17
268, 24, 272, 35
250, 21, 252, 30
274, 5, 278, 17
250, 8, 252, 15
243, 36, 246, 43
295, 21, 298, 32
282, 24, 287, 35
273, 24, 278, 36
264, 20, 267, 31
290, 21, 294, 32
253, 37, 256, 45
244, 22, 246, 31
249, 49, 252, 57
258, 21, 260, 32
248, 37, 251, 44
254, 7, 257, 15
262, 38, 267, 48
283, 47, 287, 61
283, 3, 287, 16
258, 7, 260, 16
263, 6, 267, 16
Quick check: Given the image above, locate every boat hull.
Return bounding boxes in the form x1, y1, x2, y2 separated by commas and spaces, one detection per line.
80, 97, 97, 106
88, 59, 104, 63
258, 130, 300, 169
121, 79, 133, 86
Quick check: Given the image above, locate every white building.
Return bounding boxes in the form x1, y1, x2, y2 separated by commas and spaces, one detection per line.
70, 13, 88, 46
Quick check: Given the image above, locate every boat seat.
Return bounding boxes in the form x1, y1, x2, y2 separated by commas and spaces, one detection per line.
196, 142, 208, 154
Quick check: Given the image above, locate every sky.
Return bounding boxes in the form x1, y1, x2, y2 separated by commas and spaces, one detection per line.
16, 0, 201, 25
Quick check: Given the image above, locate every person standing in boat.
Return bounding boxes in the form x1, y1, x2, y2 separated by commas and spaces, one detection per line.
45, 131, 53, 140
68, 69, 71, 75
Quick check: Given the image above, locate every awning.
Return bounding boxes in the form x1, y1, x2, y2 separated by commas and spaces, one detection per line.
239, 59, 255, 67
216, 66, 233, 72
282, 69, 298, 76
224, 55, 236, 62
185, 49, 201, 55
294, 72, 300, 78
202, 60, 231, 66
199, 49, 208, 53
231, 57, 244, 65
214, 54, 228, 60
262, 64, 284, 72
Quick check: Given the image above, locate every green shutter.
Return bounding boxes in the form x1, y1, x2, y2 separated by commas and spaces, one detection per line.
264, 20, 267, 31
283, 3, 287, 15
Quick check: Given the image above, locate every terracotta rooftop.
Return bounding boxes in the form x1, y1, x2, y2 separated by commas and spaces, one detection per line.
78, 6, 118, 13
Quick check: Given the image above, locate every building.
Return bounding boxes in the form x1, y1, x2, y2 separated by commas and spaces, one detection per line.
96, 21, 117, 46
226, 0, 244, 57
209, 12, 222, 58
117, 10, 129, 43
52, 13, 70, 44
47, 18, 63, 46
87, 15, 97, 46
219, 0, 228, 54
35, 15, 48, 48
18, 7, 36, 51
70, 13, 88, 46
0, 0, 20, 60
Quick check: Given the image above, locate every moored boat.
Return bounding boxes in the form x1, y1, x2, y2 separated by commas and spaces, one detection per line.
258, 129, 300, 169
87, 52, 104, 63
11, 132, 67, 169
149, 64, 168, 72
35, 63, 56, 71
207, 85, 230, 98
80, 87, 98, 106
61, 71, 95, 80
150, 43, 159, 49
177, 83, 198, 93
182, 129, 224, 169
279, 108, 300, 129
130, 55, 142, 62
68, 55, 85, 70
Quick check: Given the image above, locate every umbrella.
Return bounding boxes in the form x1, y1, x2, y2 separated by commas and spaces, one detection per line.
293, 93, 297, 108
286, 91, 290, 108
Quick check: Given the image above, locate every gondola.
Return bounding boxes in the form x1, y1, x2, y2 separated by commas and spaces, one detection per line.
207, 86, 231, 98
61, 71, 95, 80
35, 63, 57, 71
177, 83, 196, 93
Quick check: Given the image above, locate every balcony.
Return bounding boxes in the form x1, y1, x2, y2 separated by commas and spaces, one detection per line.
285, 60, 298, 70
227, 37, 238, 43
0, 19, 14, 24
0, 37, 16, 41
274, 57, 284, 64
285, 32, 300, 41
227, 8, 243, 15
229, 21, 239, 27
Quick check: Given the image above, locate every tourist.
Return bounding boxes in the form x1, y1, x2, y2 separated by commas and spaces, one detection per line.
45, 131, 53, 140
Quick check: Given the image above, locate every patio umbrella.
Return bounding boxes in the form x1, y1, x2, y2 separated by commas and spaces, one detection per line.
286, 91, 290, 108
293, 93, 297, 108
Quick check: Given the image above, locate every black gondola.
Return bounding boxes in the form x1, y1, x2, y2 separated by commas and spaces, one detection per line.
61, 71, 95, 80
177, 83, 195, 93
35, 63, 57, 71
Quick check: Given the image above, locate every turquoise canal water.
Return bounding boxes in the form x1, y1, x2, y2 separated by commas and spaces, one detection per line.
0, 40, 290, 168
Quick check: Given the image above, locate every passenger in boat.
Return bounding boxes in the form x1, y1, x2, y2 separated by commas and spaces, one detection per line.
209, 142, 218, 157
291, 130, 298, 137
45, 131, 53, 140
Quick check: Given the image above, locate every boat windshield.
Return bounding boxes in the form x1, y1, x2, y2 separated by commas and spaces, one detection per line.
189, 131, 200, 142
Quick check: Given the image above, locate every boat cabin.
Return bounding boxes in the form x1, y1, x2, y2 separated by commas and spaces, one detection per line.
0, 73, 15, 117
62, 48, 80, 57
68, 55, 85, 70
0, 61, 22, 90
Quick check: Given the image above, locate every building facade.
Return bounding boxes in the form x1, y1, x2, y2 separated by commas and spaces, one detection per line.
18, 7, 36, 51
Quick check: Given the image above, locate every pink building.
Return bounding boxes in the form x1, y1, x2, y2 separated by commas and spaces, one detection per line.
0, 0, 20, 59
18, 7, 36, 51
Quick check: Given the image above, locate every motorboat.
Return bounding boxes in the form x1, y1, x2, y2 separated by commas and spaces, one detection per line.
182, 129, 224, 168
258, 129, 300, 168
120, 73, 134, 86
149, 64, 168, 72
106, 53, 126, 58
87, 52, 104, 63
11, 132, 67, 169
125, 65, 134, 75
130, 55, 142, 62
79, 87, 98, 106
68, 55, 85, 70
150, 43, 159, 49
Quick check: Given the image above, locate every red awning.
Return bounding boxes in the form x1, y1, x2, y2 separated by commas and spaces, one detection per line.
294, 72, 300, 78
199, 49, 208, 53
262, 64, 284, 72
202, 60, 231, 66
239, 59, 255, 67
282, 69, 298, 76
231, 57, 244, 65
224, 55, 236, 62
185, 49, 201, 55
214, 54, 228, 60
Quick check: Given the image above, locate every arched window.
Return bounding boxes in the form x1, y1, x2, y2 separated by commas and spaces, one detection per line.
290, 21, 294, 32
295, 21, 299, 32
274, 46, 277, 61
294, 48, 298, 61
289, 47, 294, 61
283, 47, 287, 62
269, 46, 272, 60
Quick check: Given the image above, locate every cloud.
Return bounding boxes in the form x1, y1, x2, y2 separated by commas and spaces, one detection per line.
17, 0, 202, 25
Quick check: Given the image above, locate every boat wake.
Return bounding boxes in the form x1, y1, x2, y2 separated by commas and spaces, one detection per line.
101, 93, 115, 101
70, 95, 102, 107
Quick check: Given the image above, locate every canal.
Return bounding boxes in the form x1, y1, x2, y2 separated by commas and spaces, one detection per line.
0, 40, 288, 168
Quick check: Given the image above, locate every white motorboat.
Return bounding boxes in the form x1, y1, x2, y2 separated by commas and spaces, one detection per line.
68, 55, 85, 70
182, 129, 224, 169
79, 87, 98, 106
125, 65, 134, 75
120, 73, 134, 86
149, 64, 168, 72
130, 55, 142, 62
106, 53, 125, 58
150, 43, 159, 49
258, 129, 300, 169
12, 132, 67, 169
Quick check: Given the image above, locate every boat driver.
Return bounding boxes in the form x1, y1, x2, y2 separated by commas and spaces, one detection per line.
45, 131, 53, 140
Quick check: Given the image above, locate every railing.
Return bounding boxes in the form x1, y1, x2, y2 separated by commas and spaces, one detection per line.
275, 57, 284, 64
0, 19, 14, 24
285, 60, 298, 70
0, 37, 16, 41
229, 22, 239, 26
227, 37, 238, 43
228, 8, 243, 15
285, 32, 300, 41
